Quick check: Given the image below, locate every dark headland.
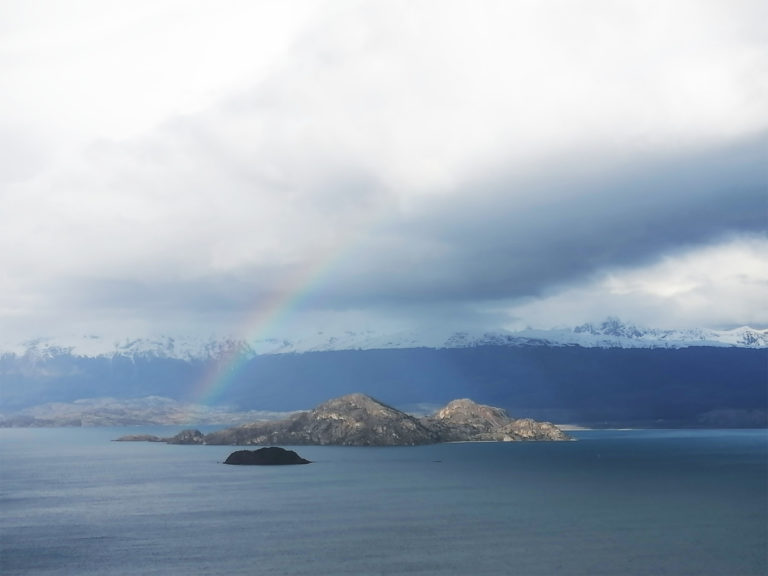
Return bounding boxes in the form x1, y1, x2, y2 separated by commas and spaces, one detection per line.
115, 393, 570, 446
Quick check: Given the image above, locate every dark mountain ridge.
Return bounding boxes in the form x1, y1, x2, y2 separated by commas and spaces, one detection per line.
2, 345, 765, 427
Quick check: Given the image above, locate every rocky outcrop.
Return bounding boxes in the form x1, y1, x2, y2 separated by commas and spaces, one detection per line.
425, 398, 511, 441
166, 429, 205, 444
478, 418, 570, 442
426, 398, 570, 442
117, 394, 570, 446
223, 447, 310, 465
206, 394, 439, 446
289, 393, 440, 446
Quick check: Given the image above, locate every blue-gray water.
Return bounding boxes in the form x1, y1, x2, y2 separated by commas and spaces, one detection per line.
1, 428, 766, 575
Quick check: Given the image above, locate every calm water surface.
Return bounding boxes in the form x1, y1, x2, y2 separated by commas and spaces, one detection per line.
1, 428, 766, 575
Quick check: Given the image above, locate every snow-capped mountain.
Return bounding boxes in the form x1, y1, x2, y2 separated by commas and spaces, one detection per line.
3, 335, 256, 362
2, 319, 766, 361
503, 320, 768, 350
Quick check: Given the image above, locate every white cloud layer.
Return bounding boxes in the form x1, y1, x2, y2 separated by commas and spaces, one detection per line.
1, 0, 766, 344
504, 236, 768, 330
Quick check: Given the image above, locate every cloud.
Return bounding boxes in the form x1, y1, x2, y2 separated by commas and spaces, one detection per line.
0, 0, 766, 342
311, 133, 766, 301
504, 235, 768, 330
0, 0, 320, 147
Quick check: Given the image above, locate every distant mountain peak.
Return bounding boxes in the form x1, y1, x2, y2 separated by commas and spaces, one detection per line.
574, 317, 647, 338
556, 320, 768, 349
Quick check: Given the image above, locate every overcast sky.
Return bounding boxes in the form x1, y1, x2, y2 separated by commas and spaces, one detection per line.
1, 0, 766, 347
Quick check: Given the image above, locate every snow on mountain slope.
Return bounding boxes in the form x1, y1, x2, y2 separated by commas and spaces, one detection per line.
1, 320, 766, 360
1, 335, 255, 361
504, 320, 768, 349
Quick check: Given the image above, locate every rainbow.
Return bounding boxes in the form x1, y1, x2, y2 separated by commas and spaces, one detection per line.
188, 232, 367, 410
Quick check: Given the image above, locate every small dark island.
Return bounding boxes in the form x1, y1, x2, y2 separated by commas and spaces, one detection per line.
224, 447, 311, 465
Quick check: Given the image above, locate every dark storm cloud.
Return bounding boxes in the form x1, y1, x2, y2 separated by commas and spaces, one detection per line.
307, 132, 766, 307
31, 128, 765, 338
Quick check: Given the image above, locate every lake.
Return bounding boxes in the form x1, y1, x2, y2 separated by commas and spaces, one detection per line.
1, 428, 766, 575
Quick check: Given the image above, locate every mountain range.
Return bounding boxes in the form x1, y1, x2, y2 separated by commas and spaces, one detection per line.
1, 319, 765, 428
3, 319, 766, 361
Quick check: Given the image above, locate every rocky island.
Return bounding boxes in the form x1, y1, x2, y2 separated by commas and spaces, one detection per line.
223, 447, 310, 465
115, 393, 570, 446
